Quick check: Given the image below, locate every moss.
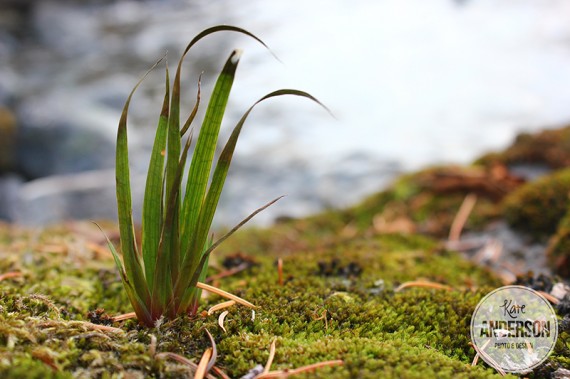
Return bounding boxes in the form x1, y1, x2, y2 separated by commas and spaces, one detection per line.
502, 168, 570, 239
0, 196, 567, 378
295, 166, 504, 239
0, 221, 516, 378
476, 126, 570, 169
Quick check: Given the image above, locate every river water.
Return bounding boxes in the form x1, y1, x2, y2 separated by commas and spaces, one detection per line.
3, 0, 570, 226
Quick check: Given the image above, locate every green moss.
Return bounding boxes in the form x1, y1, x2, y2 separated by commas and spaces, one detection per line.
476, 126, 570, 169
502, 168, 570, 239
0, 221, 515, 378
0, 201, 565, 378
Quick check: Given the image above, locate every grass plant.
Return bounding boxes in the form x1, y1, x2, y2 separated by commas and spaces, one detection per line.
106, 25, 328, 327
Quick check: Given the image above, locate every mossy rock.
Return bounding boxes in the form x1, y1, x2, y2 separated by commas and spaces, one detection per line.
292, 166, 505, 240
502, 168, 570, 239
476, 126, 570, 169
0, 221, 529, 378
2, 216, 568, 378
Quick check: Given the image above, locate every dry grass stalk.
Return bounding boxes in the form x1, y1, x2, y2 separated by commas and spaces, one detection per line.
394, 281, 453, 292
263, 339, 277, 374
197, 281, 256, 309
448, 193, 477, 241
194, 347, 213, 379
148, 334, 157, 357
277, 258, 283, 286
218, 310, 229, 333
538, 291, 560, 305
111, 312, 137, 322
470, 341, 506, 376
0, 271, 22, 281
207, 300, 236, 315
206, 262, 250, 283
78, 321, 125, 335
256, 360, 344, 378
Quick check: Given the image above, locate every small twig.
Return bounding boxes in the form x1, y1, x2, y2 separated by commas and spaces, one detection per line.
277, 258, 283, 286
263, 339, 277, 374
206, 263, 250, 283
76, 321, 125, 335
148, 334, 157, 358
471, 339, 490, 366
0, 271, 23, 281
197, 282, 256, 309
394, 281, 453, 292
194, 348, 213, 379
111, 312, 137, 322
449, 193, 477, 242
205, 329, 218, 373
211, 366, 231, 379
156, 352, 197, 369
157, 351, 219, 379
538, 291, 560, 305
256, 360, 344, 378
207, 300, 236, 315
218, 311, 229, 333
470, 342, 506, 376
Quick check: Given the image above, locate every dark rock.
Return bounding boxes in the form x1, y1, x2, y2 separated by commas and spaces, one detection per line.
15, 95, 118, 179
14, 169, 145, 225
0, 174, 24, 221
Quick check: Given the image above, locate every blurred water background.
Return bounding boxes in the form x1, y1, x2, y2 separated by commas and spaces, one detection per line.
1, 0, 570, 227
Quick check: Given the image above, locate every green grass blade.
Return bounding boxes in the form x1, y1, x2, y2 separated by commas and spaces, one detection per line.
117, 62, 164, 307
152, 135, 193, 317
180, 25, 274, 61
175, 89, 331, 302
180, 74, 201, 137
180, 50, 241, 256
167, 23, 272, 206
177, 197, 281, 312
176, 90, 329, 302
195, 90, 330, 254
94, 222, 153, 326
142, 64, 170, 290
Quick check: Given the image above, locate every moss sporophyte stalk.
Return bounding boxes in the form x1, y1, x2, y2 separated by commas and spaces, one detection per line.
105, 25, 329, 327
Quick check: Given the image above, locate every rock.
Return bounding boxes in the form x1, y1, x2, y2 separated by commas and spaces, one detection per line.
14, 93, 122, 179
476, 125, 570, 170
0, 174, 24, 221
13, 169, 145, 226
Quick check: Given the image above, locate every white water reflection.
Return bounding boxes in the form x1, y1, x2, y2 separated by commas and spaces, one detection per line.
226, 0, 570, 167
5, 0, 570, 225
